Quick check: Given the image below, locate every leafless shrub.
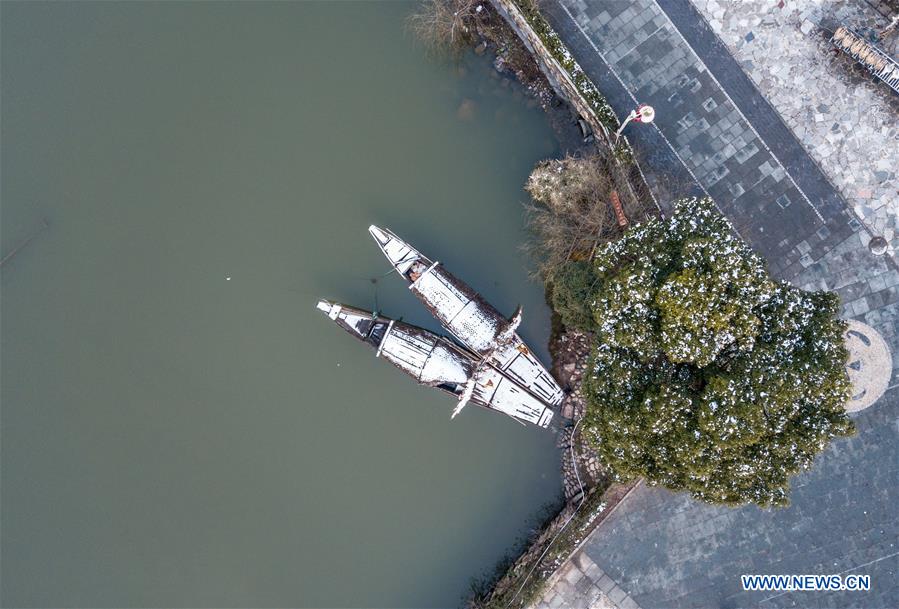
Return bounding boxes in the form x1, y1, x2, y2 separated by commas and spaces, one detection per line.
407, 0, 480, 56
523, 153, 619, 280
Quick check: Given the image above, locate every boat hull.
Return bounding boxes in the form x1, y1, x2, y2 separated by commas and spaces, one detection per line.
317, 300, 554, 427
368, 226, 565, 407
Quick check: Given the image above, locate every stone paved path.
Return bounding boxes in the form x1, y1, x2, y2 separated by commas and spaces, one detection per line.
692, 0, 899, 261
547, 393, 898, 609
529, 1, 899, 607
536, 546, 643, 609
543, 0, 875, 282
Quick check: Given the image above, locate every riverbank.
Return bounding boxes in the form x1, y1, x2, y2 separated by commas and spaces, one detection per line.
449, 4, 659, 608
469, 2, 590, 155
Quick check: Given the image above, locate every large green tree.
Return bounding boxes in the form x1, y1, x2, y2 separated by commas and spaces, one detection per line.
574, 198, 853, 507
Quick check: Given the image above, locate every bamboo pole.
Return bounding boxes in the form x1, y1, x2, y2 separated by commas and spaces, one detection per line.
1, 218, 50, 268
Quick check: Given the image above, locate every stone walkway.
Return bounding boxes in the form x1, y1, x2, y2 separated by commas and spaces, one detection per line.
537, 545, 644, 609
692, 0, 899, 261
542, 0, 896, 283
528, 0, 899, 607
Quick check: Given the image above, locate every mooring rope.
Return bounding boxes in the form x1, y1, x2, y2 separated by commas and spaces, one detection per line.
351, 268, 399, 315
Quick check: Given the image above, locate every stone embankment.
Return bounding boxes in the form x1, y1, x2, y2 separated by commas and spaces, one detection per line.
488, 0, 618, 141
472, 2, 590, 153
458, 4, 657, 607
550, 329, 605, 500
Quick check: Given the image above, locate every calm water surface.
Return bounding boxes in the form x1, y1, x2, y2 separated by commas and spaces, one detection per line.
1, 2, 562, 606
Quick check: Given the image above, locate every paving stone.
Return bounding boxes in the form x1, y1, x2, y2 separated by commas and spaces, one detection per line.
619, 596, 641, 609
596, 573, 616, 593
564, 565, 585, 585
608, 585, 628, 604
575, 551, 596, 572
575, 575, 594, 595
529, 1, 899, 607
584, 562, 604, 582
870, 274, 888, 293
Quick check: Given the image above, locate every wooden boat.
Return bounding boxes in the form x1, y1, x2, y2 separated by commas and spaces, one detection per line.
317, 300, 554, 427
368, 225, 564, 407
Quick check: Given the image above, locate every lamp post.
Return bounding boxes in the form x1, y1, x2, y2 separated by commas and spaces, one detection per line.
869, 236, 889, 256
615, 104, 655, 141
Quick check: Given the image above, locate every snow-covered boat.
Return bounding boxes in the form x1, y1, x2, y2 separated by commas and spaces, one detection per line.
317, 300, 554, 428
367, 225, 564, 407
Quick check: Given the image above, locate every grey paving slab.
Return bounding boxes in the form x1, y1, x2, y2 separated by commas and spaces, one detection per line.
608, 585, 628, 605
577, 390, 898, 608
597, 573, 616, 593
529, 1, 899, 608
543, 0, 867, 285
619, 597, 640, 609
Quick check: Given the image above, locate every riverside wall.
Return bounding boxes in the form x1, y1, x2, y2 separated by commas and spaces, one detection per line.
488, 0, 614, 147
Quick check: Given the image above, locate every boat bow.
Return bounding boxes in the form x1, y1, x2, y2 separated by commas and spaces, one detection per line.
368, 225, 426, 276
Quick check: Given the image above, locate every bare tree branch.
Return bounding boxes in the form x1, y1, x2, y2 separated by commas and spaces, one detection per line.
524, 152, 650, 280
407, 0, 479, 56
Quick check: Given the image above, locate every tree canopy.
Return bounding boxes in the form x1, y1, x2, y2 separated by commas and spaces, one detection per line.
566, 198, 853, 507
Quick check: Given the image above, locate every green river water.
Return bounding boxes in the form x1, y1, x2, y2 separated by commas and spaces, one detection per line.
1, 2, 564, 606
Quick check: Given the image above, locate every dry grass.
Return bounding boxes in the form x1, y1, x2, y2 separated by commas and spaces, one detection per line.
524, 153, 620, 279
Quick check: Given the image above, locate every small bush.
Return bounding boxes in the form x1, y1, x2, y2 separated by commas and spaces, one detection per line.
549, 261, 596, 331
407, 0, 480, 56
524, 154, 617, 278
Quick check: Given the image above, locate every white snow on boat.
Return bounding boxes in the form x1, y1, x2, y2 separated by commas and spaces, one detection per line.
317, 300, 554, 428
368, 225, 564, 407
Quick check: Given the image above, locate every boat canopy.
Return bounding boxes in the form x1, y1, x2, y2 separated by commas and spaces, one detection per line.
377, 323, 472, 387
411, 265, 502, 352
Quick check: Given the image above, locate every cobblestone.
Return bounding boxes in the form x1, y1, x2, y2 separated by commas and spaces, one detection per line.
691, 0, 899, 261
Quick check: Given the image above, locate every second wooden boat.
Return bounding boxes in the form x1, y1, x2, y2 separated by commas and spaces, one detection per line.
317, 299, 554, 427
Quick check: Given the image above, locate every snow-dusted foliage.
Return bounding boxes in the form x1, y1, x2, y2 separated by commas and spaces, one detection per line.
524, 154, 618, 286
525, 154, 655, 329
579, 198, 854, 508
511, 0, 618, 129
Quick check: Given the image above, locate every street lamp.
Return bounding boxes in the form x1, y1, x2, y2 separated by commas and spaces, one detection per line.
869, 236, 889, 256
615, 104, 655, 141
